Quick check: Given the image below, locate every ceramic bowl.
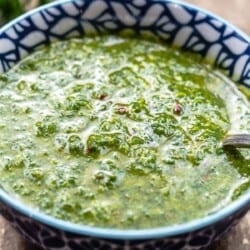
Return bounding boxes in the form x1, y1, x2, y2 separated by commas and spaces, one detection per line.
0, 0, 249, 249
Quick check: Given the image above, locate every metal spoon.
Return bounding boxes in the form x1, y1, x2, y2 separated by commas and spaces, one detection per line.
223, 134, 250, 148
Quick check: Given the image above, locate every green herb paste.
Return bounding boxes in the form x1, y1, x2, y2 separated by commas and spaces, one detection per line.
0, 36, 249, 229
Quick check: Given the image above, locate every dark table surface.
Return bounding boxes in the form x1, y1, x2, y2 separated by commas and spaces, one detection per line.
0, 0, 249, 249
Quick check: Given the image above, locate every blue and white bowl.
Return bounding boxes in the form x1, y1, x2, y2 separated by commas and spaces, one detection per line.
0, 0, 249, 249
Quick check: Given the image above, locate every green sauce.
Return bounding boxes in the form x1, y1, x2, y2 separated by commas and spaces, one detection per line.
0, 35, 249, 229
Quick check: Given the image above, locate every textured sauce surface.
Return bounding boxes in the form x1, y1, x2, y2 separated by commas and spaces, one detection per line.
0, 36, 249, 229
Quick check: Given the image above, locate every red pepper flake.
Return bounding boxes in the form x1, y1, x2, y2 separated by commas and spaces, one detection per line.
117, 107, 128, 114
115, 103, 128, 114
85, 147, 91, 154
201, 175, 209, 182
98, 94, 107, 100
173, 101, 183, 115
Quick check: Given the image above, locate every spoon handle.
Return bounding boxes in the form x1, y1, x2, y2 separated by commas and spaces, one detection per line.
223, 134, 250, 148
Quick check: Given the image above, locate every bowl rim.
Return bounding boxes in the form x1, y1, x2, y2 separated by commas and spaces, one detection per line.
0, 0, 249, 240
1, 189, 249, 239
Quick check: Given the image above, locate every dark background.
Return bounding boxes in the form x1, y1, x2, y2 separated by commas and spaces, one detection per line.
0, 0, 51, 25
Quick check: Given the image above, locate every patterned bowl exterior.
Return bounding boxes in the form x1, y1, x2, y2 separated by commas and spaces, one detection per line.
0, 202, 249, 250
0, 0, 250, 250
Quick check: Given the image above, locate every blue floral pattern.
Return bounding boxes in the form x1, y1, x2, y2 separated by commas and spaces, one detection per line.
0, 0, 249, 86
1, 202, 249, 250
